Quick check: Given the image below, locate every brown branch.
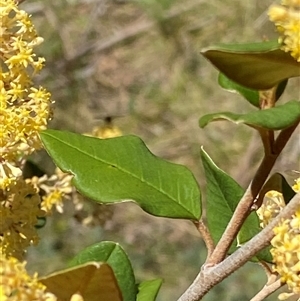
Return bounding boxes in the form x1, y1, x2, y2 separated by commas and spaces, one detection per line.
250, 279, 283, 301
177, 192, 300, 301
205, 156, 274, 265
273, 121, 300, 154
258, 128, 274, 155
258, 88, 277, 155
193, 220, 215, 258
206, 121, 299, 265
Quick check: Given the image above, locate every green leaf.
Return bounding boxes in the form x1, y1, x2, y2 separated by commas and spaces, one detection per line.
218, 73, 260, 108
200, 148, 272, 261
200, 148, 243, 253
137, 279, 163, 301
40, 130, 201, 220
39, 262, 122, 301
199, 100, 300, 130
201, 40, 300, 90
70, 241, 136, 301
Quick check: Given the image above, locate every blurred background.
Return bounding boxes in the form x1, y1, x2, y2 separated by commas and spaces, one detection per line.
22, 0, 300, 300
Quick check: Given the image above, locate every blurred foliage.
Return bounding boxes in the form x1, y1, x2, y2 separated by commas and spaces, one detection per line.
23, 0, 300, 300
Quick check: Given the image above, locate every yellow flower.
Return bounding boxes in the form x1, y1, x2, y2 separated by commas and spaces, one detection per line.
0, 173, 45, 259
257, 190, 286, 227
0, 0, 53, 161
271, 208, 300, 298
293, 177, 300, 192
41, 189, 65, 213
0, 253, 57, 301
257, 177, 300, 299
0, 161, 22, 190
29, 168, 73, 214
89, 124, 122, 139
268, 0, 300, 61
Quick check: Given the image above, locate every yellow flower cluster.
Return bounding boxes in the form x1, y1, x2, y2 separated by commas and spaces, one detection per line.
268, 0, 300, 61
0, 253, 86, 301
0, 0, 55, 259
0, 254, 57, 301
271, 208, 300, 299
0, 0, 52, 161
257, 190, 286, 228
32, 167, 74, 213
0, 171, 45, 259
259, 177, 300, 300
0, 161, 77, 258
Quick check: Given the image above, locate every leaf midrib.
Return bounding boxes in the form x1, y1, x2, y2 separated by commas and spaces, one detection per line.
52, 135, 192, 215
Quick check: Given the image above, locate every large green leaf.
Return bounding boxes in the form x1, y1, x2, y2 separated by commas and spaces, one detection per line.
39, 262, 122, 301
199, 100, 300, 130
40, 130, 201, 220
70, 241, 136, 301
136, 279, 163, 301
200, 148, 271, 261
201, 40, 300, 90
218, 73, 260, 108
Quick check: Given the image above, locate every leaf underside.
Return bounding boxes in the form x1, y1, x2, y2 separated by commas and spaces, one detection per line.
218, 73, 260, 108
70, 241, 136, 301
39, 262, 122, 301
201, 40, 300, 90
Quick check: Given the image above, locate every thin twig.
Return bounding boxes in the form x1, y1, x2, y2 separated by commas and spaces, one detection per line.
258, 88, 277, 156
250, 279, 283, 301
177, 192, 300, 301
258, 128, 274, 156
206, 121, 299, 265
273, 121, 300, 154
193, 220, 215, 258
251, 122, 299, 192
258, 261, 274, 280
